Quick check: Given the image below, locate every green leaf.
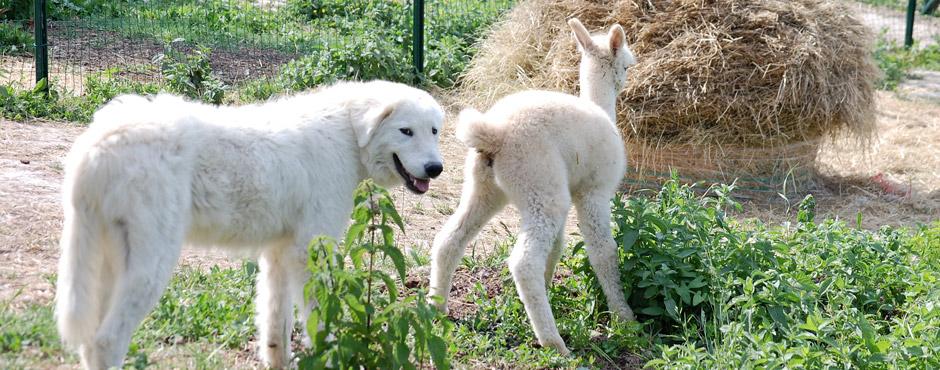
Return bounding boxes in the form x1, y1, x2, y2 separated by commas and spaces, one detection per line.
620, 229, 639, 250
664, 297, 678, 318
395, 341, 411, 367
344, 293, 365, 313
767, 306, 789, 328
379, 245, 408, 285
640, 305, 664, 316
345, 223, 367, 248
428, 335, 449, 370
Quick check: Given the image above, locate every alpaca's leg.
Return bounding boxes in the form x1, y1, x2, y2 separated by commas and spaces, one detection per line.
430, 153, 506, 314
257, 242, 295, 369
507, 179, 572, 355
544, 226, 566, 290
574, 192, 634, 321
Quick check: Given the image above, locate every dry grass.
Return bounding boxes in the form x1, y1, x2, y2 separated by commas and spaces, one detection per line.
1, 92, 934, 311
459, 0, 880, 190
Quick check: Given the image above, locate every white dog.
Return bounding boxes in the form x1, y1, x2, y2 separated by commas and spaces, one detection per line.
55, 80, 444, 369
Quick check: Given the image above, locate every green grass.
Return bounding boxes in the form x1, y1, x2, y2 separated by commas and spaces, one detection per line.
0, 264, 258, 369
3, 179, 940, 368
1, 0, 516, 122
873, 35, 940, 90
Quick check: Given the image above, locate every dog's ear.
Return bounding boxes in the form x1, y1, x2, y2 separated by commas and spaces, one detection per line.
354, 100, 399, 147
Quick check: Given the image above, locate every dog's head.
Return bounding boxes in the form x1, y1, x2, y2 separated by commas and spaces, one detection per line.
353, 81, 445, 194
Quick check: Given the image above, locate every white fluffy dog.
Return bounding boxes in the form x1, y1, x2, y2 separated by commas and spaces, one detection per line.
55, 80, 445, 369
429, 19, 636, 355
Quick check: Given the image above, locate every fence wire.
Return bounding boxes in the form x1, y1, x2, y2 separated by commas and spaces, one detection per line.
1, 0, 516, 95
1, 0, 938, 96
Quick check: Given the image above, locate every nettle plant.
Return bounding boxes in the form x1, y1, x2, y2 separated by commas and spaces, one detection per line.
300, 180, 451, 370
154, 41, 229, 104
568, 176, 741, 334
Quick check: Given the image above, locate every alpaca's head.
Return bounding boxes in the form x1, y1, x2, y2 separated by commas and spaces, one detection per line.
568, 18, 636, 95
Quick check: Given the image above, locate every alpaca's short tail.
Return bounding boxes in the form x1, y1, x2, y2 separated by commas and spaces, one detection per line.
456, 108, 502, 153
55, 180, 107, 349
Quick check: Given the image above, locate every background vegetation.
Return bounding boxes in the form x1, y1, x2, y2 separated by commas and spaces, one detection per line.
1, 0, 940, 369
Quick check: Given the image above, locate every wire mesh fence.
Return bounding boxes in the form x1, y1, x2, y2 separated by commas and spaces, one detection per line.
1, 0, 939, 97
1, 0, 516, 96
851, 0, 940, 47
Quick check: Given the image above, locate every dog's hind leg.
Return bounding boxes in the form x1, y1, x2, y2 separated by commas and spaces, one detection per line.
573, 192, 634, 321
88, 218, 184, 369
429, 152, 506, 314
257, 241, 295, 369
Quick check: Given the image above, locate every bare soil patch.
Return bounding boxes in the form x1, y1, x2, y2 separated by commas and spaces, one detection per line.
2, 91, 937, 315
2, 23, 297, 93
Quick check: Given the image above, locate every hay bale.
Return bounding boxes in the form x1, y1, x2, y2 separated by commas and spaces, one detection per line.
460, 0, 878, 192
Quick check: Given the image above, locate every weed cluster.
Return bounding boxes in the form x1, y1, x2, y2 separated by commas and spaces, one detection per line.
155, 41, 229, 105
585, 176, 940, 368
442, 175, 940, 368
873, 34, 940, 90
300, 180, 451, 369
1, 0, 514, 121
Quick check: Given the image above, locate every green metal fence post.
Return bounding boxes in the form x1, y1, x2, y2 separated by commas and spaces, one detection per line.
33, 0, 49, 93
412, 0, 424, 85
924, 0, 940, 15
905, 0, 917, 47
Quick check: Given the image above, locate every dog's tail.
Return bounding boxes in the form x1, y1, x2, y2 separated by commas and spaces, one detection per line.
55, 158, 110, 349
456, 108, 503, 153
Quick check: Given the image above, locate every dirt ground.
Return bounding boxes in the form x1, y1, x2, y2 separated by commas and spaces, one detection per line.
0, 4, 938, 368
2, 87, 939, 314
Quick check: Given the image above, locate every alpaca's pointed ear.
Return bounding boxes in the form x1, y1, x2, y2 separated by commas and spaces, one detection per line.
608, 24, 627, 56
568, 18, 594, 52
355, 100, 398, 147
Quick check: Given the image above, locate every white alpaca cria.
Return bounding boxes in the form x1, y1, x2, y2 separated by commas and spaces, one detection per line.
429, 18, 637, 355
55, 80, 445, 370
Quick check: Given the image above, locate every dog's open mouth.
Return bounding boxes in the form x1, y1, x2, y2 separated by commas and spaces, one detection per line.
393, 154, 431, 194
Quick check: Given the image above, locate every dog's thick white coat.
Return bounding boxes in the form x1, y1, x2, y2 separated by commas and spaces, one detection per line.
429, 19, 637, 355
55, 80, 444, 369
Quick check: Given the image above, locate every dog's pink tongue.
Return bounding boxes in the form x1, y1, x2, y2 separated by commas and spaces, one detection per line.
415, 179, 430, 193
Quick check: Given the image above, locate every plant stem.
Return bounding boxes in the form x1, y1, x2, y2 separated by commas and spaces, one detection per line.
366, 184, 376, 333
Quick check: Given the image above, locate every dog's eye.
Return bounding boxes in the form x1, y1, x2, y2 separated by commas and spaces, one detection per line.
400, 128, 413, 136
432, 128, 438, 135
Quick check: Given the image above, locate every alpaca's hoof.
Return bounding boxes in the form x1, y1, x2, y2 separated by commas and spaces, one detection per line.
429, 299, 449, 316
546, 341, 571, 356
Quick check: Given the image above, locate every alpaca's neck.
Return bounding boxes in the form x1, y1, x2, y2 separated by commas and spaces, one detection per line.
580, 78, 618, 123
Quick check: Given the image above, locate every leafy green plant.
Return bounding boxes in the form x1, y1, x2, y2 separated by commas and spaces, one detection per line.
236, 76, 284, 103
0, 78, 71, 121
82, 68, 161, 108
300, 180, 451, 369
279, 33, 413, 90
873, 34, 940, 90
155, 41, 229, 104
139, 264, 258, 350
0, 21, 32, 53
574, 178, 740, 334
564, 174, 940, 369
0, 289, 60, 355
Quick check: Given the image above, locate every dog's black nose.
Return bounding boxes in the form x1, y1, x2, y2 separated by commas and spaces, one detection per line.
425, 162, 443, 178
